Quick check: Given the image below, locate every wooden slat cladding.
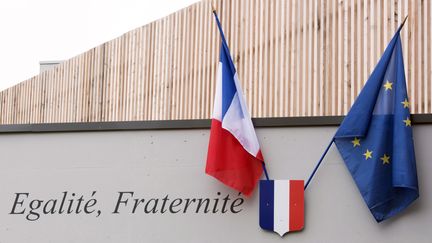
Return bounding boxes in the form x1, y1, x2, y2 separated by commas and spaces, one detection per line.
0, 0, 431, 124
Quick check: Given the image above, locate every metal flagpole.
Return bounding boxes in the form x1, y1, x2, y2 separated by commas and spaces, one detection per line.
304, 138, 334, 190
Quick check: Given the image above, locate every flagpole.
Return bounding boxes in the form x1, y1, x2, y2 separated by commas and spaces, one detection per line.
399, 15, 409, 31
262, 162, 270, 181
304, 138, 334, 190
212, 6, 270, 182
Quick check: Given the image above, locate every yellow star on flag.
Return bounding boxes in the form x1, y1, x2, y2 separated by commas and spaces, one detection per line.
351, 137, 361, 147
363, 149, 373, 160
383, 81, 393, 91
403, 117, 411, 127
380, 154, 390, 164
401, 98, 410, 108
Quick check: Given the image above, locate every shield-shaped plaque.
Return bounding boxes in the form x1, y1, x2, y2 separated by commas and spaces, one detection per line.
259, 180, 304, 236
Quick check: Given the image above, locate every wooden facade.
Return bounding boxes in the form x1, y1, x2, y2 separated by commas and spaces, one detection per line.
0, 0, 431, 124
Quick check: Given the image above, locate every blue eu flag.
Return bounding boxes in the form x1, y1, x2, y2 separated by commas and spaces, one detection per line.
334, 24, 419, 222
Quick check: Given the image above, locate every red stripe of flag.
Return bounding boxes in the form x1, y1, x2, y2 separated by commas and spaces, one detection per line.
289, 180, 304, 231
206, 119, 263, 197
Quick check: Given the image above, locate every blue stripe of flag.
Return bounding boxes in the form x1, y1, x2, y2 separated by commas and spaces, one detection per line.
219, 40, 237, 119
259, 180, 274, 231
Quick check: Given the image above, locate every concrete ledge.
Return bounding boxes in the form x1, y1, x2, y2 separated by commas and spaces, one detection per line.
0, 114, 431, 133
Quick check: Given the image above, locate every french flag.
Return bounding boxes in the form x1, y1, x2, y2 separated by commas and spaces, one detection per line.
206, 10, 264, 197
259, 180, 305, 236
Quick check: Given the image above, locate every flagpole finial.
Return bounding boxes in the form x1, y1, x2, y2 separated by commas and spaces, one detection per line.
395, 15, 409, 34
211, 1, 217, 13
401, 15, 409, 27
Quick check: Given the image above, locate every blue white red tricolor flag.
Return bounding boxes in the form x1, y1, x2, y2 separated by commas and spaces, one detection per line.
206, 11, 264, 197
259, 180, 304, 236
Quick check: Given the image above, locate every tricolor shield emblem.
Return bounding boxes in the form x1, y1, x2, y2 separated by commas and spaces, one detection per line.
259, 180, 304, 236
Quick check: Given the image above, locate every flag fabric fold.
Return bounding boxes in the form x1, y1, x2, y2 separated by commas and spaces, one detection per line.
334, 26, 419, 222
206, 11, 263, 197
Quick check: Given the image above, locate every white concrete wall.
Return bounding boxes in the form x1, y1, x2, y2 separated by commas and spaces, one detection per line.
0, 125, 430, 242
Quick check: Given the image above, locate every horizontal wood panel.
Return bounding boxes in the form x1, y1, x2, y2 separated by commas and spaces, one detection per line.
0, 0, 431, 124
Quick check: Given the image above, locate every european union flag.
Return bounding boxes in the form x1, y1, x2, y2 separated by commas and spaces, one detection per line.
334, 23, 419, 222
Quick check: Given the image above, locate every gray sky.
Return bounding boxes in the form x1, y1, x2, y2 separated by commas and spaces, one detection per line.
0, 0, 199, 91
